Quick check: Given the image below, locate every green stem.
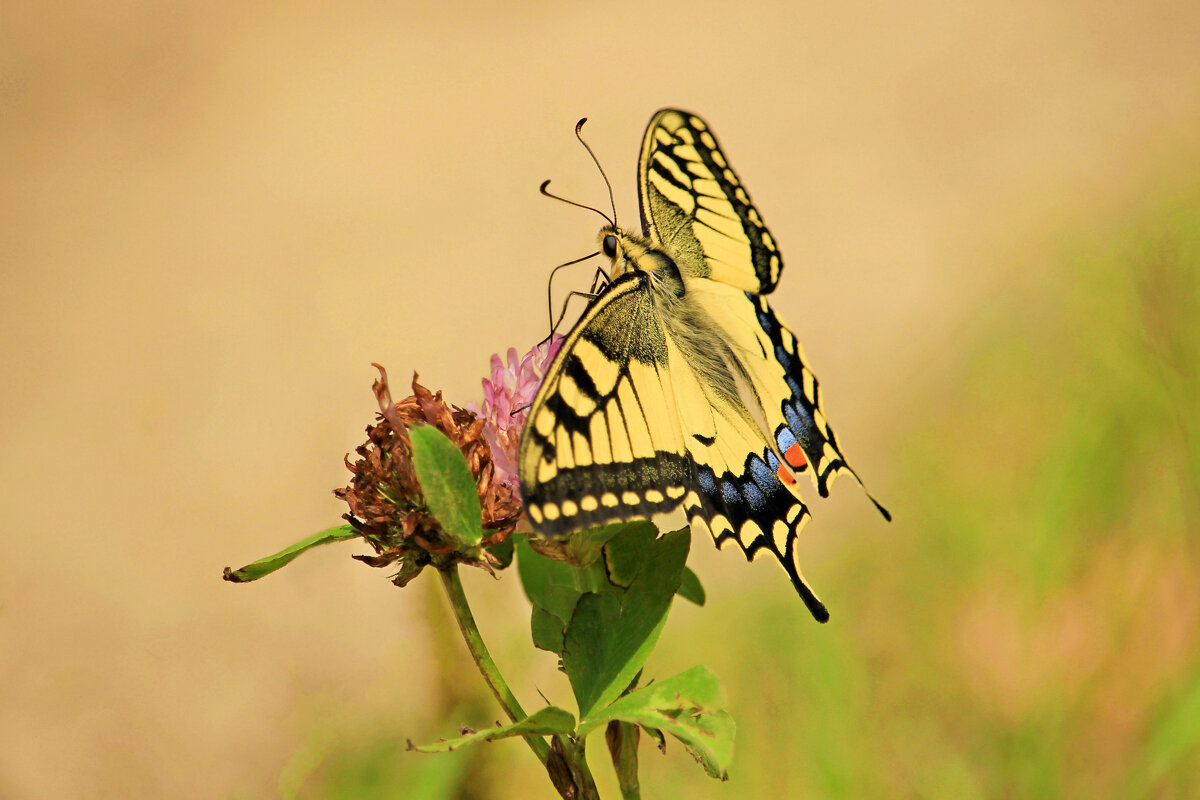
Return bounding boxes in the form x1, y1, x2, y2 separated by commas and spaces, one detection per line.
566, 736, 601, 800
438, 565, 549, 764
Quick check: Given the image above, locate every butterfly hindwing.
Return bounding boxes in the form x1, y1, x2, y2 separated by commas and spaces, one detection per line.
675, 279, 850, 621
638, 109, 783, 294
749, 293, 891, 519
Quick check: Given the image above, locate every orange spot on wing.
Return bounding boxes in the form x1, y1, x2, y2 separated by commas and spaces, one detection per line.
777, 463, 796, 485
784, 443, 807, 468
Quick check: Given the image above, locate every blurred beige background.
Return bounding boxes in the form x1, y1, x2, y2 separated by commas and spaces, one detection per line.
3, 1, 1199, 797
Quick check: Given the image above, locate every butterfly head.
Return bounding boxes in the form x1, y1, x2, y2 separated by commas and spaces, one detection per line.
599, 225, 664, 280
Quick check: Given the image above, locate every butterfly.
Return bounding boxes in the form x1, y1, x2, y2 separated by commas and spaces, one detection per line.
517, 109, 889, 622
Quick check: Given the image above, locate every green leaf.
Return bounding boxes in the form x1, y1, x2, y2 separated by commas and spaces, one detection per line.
409, 425, 483, 547
561, 592, 638, 716
222, 524, 358, 583
485, 535, 514, 569
518, 529, 636, 655
578, 666, 734, 780
579, 665, 724, 732
677, 567, 706, 606
602, 521, 660, 587
527, 521, 634, 568
530, 605, 566, 654
674, 709, 735, 780
407, 706, 576, 754
562, 528, 690, 718
516, 535, 609, 622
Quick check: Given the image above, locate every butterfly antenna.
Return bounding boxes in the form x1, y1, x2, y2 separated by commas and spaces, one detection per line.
539, 180, 613, 226
575, 118, 618, 228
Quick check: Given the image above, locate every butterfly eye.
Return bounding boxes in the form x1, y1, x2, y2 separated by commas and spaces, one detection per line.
602, 234, 617, 259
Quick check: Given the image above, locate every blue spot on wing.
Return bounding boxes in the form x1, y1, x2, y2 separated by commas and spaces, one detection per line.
775, 344, 796, 371
720, 478, 740, 506
783, 403, 805, 441
749, 455, 776, 491
743, 481, 766, 510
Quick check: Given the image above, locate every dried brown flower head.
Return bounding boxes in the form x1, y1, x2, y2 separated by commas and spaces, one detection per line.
335, 365, 522, 586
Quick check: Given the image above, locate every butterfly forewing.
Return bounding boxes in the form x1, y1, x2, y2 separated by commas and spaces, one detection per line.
638, 109, 783, 294
518, 274, 691, 532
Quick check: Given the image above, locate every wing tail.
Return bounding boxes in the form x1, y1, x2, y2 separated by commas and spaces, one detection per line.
679, 399, 830, 622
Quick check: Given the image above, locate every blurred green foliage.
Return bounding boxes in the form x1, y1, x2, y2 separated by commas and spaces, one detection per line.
283, 182, 1200, 798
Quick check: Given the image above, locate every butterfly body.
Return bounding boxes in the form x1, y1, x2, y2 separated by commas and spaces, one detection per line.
519, 110, 888, 622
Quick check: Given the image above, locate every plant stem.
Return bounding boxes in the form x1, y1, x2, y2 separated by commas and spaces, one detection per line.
566, 736, 601, 800
438, 565, 550, 764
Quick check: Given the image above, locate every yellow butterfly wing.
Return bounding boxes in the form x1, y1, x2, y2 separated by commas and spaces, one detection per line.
639, 109, 781, 292
518, 273, 691, 529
